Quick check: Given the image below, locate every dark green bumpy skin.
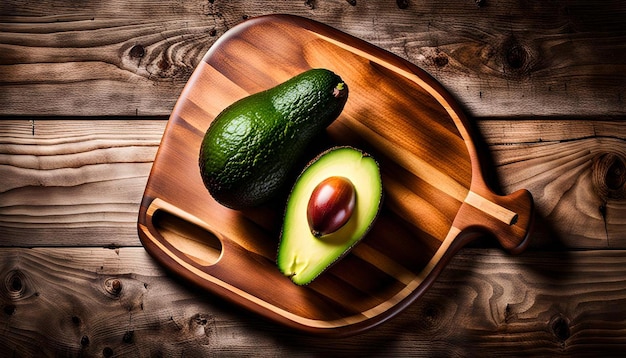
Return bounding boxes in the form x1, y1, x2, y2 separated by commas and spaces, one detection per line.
199, 69, 349, 209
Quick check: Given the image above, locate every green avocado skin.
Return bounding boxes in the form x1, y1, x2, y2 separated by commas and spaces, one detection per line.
199, 69, 348, 209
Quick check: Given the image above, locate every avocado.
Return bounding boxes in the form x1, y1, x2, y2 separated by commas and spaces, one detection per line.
277, 146, 383, 285
199, 69, 348, 209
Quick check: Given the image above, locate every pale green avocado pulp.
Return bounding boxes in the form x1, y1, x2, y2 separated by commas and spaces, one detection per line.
277, 146, 383, 285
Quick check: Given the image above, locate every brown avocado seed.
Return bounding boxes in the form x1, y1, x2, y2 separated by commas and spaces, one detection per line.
307, 176, 356, 237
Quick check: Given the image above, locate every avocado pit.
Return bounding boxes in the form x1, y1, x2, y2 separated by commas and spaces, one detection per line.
307, 176, 356, 237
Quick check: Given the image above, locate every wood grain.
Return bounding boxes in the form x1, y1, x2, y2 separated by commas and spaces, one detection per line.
1, 0, 625, 351
479, 119, 626, 248
1, 247, 625, 356
1, 119, 624, 249
1, 0, 624, 117
0, 120, 165, 246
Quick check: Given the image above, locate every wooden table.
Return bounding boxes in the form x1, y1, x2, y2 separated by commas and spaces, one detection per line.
1, 1, 625, 356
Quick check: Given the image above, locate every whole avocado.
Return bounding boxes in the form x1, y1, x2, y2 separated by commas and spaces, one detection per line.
199, 68, 348, 209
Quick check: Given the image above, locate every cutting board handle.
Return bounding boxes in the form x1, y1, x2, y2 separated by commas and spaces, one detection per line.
461, 188, 534, 254
139, 198, 225, 268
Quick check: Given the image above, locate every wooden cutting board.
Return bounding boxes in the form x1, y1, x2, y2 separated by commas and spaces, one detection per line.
137, 14, 534, 336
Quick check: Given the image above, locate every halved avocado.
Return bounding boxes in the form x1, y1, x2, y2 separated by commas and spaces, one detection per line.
277, 146, 383, 285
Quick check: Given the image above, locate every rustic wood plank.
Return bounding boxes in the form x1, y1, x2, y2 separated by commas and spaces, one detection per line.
1, 1, 623, 355
0, 120, 165, 246
1, 1, 624, 117
479, 119, 626, 248
1, 119, 624, 248
1, 247, 625, 356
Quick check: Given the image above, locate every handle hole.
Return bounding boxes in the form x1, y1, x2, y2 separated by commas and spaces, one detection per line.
153, 209, 223, 266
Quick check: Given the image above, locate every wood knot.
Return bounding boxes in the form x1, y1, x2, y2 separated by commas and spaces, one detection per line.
3, 270, 33, 300
592, 152, 626, 200
104, 278, 122, 297
123, 330, 135, 344
103, 347, 114, 357
433, 53, 449, 68
505, 44, 527, 70
190, 313, 216, 338
549, 314, 571, 343
499, 36, 535, 78
129, 44, 145, 59
396, 0, 409, 9
8, 272, 23, 293
346, 0, 356, 6
420, 304, 443, 330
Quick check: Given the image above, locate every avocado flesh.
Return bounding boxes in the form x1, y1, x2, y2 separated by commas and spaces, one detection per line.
277, 147, 383, 285
199, 69, 348, 209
